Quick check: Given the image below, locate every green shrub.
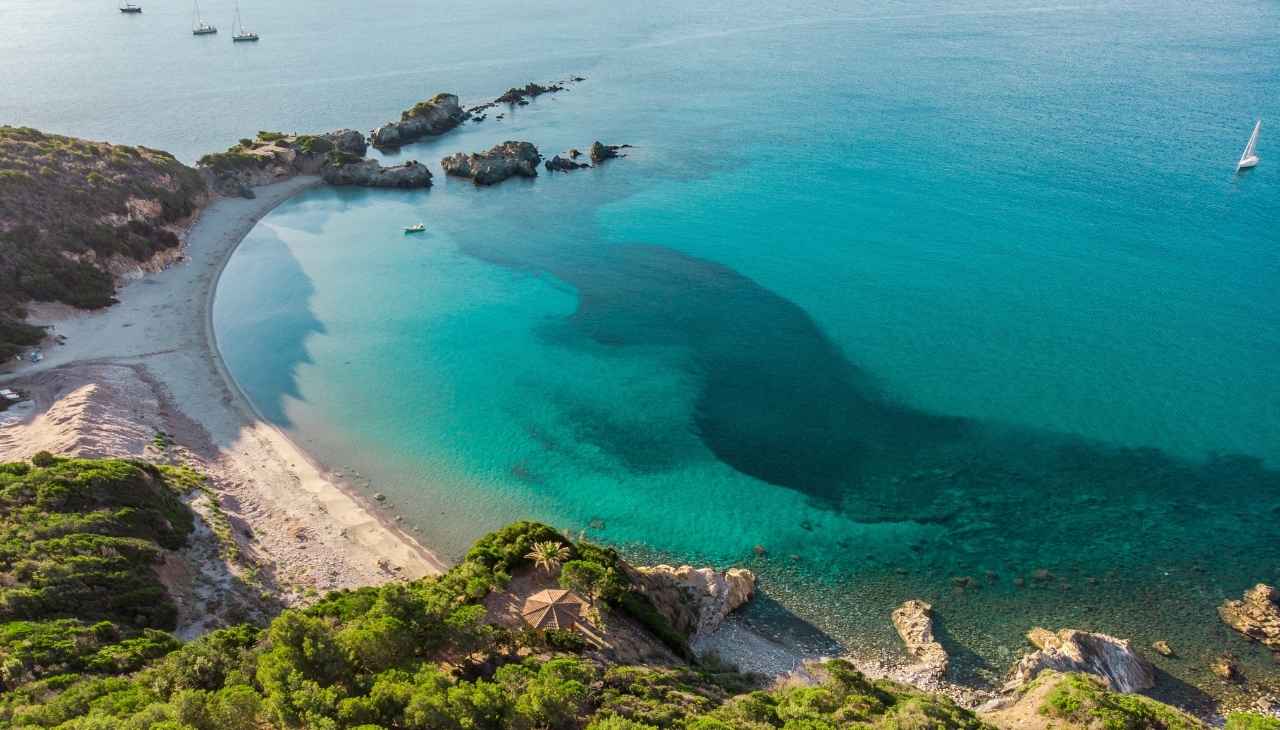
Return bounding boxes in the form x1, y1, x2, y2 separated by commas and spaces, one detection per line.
1227, 713, 1280, 730
1040, 672, 1201, 730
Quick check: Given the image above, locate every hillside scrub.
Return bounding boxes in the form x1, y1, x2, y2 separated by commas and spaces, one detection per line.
0, 457, 197, 691
0, 126, 206, 357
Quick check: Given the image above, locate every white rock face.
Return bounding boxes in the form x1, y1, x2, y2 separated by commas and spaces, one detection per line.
1006, 628, 1154, 693
634, 564, 756, 640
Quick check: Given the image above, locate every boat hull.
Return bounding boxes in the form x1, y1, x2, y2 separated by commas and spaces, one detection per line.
1237, 155, 1259, 171
233, 36, 259, 42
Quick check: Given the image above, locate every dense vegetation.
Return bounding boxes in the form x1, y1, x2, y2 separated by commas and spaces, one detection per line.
3, 457, 1278, 729
0, 457, 196, 693
0, 126, 205, 359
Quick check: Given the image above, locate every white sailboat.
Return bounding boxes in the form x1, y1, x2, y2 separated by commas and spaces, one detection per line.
192, 0, 217, 35
232, 2, 260, 42
1236, 119, 1261, 172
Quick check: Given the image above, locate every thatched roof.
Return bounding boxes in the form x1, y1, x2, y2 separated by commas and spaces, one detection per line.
521, 589, 586, 630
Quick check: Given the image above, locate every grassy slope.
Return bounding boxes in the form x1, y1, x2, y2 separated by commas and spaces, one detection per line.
0, 126, 205, 359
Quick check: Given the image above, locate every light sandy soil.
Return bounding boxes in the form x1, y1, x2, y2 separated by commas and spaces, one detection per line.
0, 177, 446, 627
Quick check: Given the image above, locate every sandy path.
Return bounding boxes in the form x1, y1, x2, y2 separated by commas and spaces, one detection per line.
0, 177, 447, 602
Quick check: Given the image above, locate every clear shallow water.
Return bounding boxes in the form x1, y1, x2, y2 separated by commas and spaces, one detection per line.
9, 0, 1279, 704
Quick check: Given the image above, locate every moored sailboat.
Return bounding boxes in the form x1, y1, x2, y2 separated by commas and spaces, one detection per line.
232, 2, 260, 42
192, 0, 217, 35
1236, 119, 1261, 172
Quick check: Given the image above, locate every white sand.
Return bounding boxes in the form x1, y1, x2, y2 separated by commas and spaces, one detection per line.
0, 177, 446, 604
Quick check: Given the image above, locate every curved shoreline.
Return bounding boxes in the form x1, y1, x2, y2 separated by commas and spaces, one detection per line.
1, 176, 447, 599
198, 179, 450, 579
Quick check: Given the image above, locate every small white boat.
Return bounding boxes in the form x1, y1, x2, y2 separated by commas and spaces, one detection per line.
404, 223, 426, 233
232, 2, 259, 42
192, 0, 217, 35
1236, 119, 1261, 172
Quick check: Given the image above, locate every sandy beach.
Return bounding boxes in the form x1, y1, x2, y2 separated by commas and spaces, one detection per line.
0, 177, 447, 624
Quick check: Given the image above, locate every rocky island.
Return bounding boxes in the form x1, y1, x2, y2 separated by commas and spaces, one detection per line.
442, 141, 542, 185
370, 92, 468, 149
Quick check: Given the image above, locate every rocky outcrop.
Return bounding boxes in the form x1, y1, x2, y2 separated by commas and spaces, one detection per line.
1220, 584, 1280, 651
321, 158, 432, 188
630, 564, 755, 640
590, 141, 629, 164
545, 155, 590, 173
1006, 628, 1154, 693
371, 93, 467, 149
441, 141, 541, 185
495, 81, 566, 105
198, 129, 367, 197
892, 600, 949, 686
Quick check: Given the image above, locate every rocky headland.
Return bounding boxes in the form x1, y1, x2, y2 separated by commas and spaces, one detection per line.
1004, 627, 1155, 693
370, 92, 467, 149
197, 129, 368, 196
442, 141, 541, 185
631, 564, 756, 641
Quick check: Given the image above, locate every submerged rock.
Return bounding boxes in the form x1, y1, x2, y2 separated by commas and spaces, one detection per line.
1220, 584, 1280, 650
1212, 653, 1241, 680
441, 141, 540, 185
321, 157, 431, 188
371, 93, 467, 149
631, 564, 755, 640
1006, 628, 1154, 693
891, 599, 949, 687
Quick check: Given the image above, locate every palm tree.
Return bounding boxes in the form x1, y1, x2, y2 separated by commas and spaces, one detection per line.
525, 541, 571, 575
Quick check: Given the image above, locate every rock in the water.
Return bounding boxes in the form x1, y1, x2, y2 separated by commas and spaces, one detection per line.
1006, 628, 1154, 693
1220, 584, 1280, 650
495, 81, 565, 104
590, 140, 629, 164
631, 564, 755, 640
1152, 640, 1175, 657
322, 158, 431, 188
544, 155, 590, 173
1212, 654, 1241, 680
891, 599, 949, 687
441, 141, 540, 185
371, 93, 467, 149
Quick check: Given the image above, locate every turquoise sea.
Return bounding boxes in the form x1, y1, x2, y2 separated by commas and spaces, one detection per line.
7, 0, 1279, 704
